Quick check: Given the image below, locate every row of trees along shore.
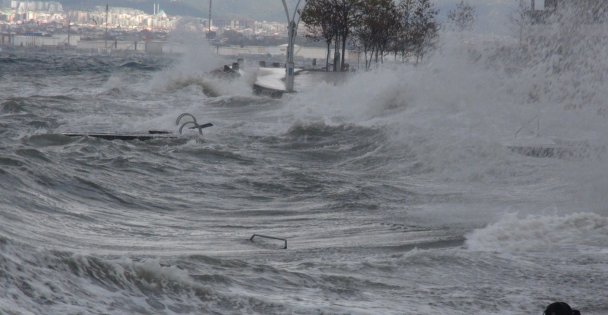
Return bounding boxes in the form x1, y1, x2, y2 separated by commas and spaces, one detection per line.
300, 0, 476, 71
300, 0, 440, 71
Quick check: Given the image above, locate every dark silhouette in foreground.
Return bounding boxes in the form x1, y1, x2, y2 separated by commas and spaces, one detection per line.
544, 302, 581, 315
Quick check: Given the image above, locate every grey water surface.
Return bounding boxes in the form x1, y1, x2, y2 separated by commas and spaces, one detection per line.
1, 48, 607, 315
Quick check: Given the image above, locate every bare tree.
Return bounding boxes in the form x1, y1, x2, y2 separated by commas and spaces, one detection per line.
447, 0, 476, 31
300, 0, 336, 71
303, 0, 439, 70
510, 0, 533, 45
353, 0, 400, 70
393, 0, 415, 62
301, 0, 361, 71
332, 0, 361, 71
411, 0, 439, 63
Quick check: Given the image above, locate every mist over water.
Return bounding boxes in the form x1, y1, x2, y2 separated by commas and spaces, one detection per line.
1, 17, 608, 314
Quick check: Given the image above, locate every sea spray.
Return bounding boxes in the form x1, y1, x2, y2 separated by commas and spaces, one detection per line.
1, 7, 608, 314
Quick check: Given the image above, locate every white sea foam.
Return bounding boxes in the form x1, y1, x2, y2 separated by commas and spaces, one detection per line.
466, 212, 608, 253
4, 7, 608, 314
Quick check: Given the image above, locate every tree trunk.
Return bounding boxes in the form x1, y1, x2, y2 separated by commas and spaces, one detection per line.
341, 33, 347, 71
326, 41, 331, 72
334, 36, 340, 72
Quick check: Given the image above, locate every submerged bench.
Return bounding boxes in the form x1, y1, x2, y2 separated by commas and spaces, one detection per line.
62, 130, 177, 141
61, 113, 213, 141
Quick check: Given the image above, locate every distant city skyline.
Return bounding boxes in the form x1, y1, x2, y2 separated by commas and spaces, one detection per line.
0, 0, 522, 35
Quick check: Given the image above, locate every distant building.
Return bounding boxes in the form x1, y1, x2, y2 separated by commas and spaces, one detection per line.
11, 1, 63, 13
0, 7, 14, 22
11, 33, 76, 47
1, 32, 15, 45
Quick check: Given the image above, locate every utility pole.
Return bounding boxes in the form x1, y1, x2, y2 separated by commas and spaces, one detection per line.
67, 18, 70, 46
104, 3, 108, 50
208, 0, 212, 33
281, 0, 305, 93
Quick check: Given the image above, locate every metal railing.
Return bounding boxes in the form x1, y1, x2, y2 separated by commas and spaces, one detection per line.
176, 113, 213, 135
250, 234, 287, 249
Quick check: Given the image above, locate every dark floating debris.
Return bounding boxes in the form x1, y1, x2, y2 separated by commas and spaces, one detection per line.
210, 63, 241, 80
507, 145, 576, 159
62, 131, 177, 141
61, 113, 213, 141
507, 141, 605, 159
250, 234, 288, 249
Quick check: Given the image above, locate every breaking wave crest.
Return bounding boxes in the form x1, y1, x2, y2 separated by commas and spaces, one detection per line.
466, 212, 608, 253
0, 237, 292, 315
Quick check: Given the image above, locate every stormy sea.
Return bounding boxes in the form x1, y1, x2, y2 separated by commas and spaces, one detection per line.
1, 31, 608, 314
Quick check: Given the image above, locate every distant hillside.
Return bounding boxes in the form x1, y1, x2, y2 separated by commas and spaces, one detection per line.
59, 0, 296, 21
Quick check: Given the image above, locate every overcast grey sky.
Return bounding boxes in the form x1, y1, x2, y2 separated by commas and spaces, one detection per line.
285, 0, 520, 34
257, 0, 520, 34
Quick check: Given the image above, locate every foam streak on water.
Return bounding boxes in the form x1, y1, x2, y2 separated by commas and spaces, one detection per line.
1, 25, 608, 314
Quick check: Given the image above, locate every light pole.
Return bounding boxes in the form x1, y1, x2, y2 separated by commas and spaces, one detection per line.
67, 19, 70, 47
105, 3, 108, 51
208, 0, 212, 33
281, 0, 305, 93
